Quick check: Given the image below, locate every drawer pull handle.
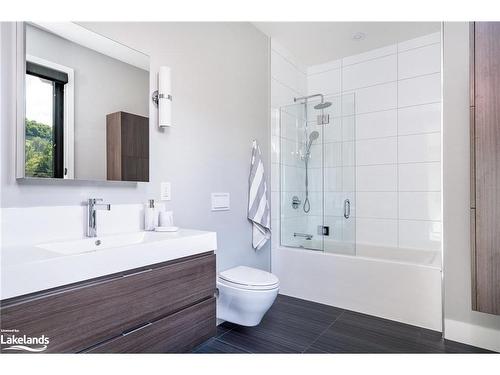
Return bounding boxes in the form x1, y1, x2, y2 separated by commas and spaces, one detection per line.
123, 322, 152, 336
122, 268, 153, 278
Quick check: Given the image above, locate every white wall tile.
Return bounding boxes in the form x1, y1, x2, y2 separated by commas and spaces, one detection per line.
307, 144, 322, 169
398, 73, 441, 107
271, 135, 280, 164
271, 163, 280, 192
324, 142, 342, 167
357, 192, 398, 219
398, 132, 441, 163
271, 78, 297, 108
399, 192, 441, 221
271, 191, 280, 220
323, 117, 342, 143
342, 141, 356, 167
308, 167, 323, 192
356, 110, 397, 140
356, 218, 398, 247
280, 109, 303, 141
343, 54, 397, 91
324, 167, 342, 191
356, 137, 397, 165
308, 68, 341, 96
324, 192, 345, 216
342, 166, 355, 192
271, 108, 280, 136
281, 165, 305, 192
271, 39, 307, 74
398, 162, 441, 191
399, 220, 442, 251
342, 44, 397, 66
354, 82, 397, 114
397, 32, 440, 52
307, 59, 341, 75
356, 164, 397, 191
398, 43, 441, 80
342, 116, 356, 141
280, 138, 303, 167
271, 50, 306, 95
398, 103, 441, 135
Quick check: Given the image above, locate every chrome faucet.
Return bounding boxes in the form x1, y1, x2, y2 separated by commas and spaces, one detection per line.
87, 198, 111, 237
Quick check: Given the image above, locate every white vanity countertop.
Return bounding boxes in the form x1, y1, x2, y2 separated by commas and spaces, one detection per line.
0, 229, 217, 300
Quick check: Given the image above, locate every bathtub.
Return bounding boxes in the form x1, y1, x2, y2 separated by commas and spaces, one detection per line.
271, 243, 442, 331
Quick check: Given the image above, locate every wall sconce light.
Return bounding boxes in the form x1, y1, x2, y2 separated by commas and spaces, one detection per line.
152, 66, 172, 128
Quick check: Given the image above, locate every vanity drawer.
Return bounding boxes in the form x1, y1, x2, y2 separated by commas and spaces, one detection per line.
86, 297, 216, 353
0, 253, 215, 353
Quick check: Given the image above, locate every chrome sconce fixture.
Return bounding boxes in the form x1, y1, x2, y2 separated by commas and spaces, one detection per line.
152, 66, 172, 128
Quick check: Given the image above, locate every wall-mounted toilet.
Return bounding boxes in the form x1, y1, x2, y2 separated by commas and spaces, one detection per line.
216, 266, 279, 326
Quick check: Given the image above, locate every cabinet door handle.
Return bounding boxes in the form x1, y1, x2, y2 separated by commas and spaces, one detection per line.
122, 322, 152, 336
344, 199, 351, 219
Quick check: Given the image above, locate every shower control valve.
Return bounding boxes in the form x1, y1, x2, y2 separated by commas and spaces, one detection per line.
291, 196, 301, 209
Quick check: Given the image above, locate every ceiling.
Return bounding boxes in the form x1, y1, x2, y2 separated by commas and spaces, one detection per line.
253, 22, 441, 67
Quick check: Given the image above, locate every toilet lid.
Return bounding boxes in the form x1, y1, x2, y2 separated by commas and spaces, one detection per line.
219, 266, 279, 287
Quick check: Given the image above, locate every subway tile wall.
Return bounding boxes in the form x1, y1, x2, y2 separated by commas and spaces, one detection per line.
270, 40, 308, 251
270, 32, 442, 254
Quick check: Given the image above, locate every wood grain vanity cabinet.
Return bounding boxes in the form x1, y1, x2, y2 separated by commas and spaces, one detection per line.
470, 22, 500, 315
0, 252, 216, 353
106, 111, 149, 182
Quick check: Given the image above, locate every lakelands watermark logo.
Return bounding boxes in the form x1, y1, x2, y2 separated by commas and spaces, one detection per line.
1, 329, 49, 352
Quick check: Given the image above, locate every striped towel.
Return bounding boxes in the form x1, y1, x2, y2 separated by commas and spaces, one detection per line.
248, 140, 271, 250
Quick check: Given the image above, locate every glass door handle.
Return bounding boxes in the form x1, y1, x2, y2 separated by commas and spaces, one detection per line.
344, 199, 351, 219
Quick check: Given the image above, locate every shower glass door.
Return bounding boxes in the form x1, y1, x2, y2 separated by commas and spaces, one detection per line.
280, 93, 356, 255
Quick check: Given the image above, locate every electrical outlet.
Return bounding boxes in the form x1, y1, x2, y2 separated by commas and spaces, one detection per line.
160, 182, 171, 201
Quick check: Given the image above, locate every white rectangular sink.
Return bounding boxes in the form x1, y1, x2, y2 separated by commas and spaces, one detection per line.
37, 232, 148, 255
1, 228, 217, 300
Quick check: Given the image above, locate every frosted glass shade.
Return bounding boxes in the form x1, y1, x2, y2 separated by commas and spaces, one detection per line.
158, 66, 172, 128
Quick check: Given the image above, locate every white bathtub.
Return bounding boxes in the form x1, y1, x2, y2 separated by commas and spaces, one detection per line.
271, 244, 442, 331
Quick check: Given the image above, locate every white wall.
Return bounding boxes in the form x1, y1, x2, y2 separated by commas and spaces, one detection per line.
442, 22, 500, 352
0, 22, 271, 274
306, 32, 442, 258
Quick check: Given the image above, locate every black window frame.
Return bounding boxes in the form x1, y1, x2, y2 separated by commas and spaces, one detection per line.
26, 61, 68, 178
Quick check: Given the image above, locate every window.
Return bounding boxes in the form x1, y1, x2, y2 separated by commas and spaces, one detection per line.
25, 61, 68, 178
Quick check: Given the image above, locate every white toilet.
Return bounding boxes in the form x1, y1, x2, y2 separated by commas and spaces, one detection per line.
216, 266, 279, 326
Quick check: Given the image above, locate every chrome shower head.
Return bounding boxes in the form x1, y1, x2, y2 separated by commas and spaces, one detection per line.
305, 131, 320, 157
314, 101, 332, 110
309, 130, 320, 142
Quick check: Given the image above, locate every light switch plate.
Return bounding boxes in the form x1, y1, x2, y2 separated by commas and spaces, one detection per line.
211, 193, 230, 211
160, 182, 171, 201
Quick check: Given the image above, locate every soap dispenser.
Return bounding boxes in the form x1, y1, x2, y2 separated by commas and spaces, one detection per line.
145, 199, 156, 231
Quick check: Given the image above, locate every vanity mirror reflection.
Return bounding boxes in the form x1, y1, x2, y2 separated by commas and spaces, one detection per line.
17, 22, 150, 182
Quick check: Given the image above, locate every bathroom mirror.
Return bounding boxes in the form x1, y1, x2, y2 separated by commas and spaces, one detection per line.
16, 22, 150, 182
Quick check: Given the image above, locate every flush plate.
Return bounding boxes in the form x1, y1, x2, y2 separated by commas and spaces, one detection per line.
211, 193, 230, 211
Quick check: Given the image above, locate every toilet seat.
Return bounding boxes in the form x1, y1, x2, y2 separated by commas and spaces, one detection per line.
218, 266, 279, 291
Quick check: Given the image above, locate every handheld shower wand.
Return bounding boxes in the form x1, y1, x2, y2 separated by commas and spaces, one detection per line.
303, 131, 319, 213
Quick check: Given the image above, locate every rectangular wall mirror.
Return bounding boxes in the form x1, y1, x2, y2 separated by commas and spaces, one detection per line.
16, 22, 150, 182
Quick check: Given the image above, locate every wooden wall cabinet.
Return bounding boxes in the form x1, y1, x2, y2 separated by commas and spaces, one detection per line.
0, 252, 216, 353
107, 111, 149, 182
470, 22, 500, 315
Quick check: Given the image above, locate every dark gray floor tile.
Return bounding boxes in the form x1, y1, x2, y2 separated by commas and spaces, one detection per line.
309, 310, 492, 353
217, 294, 343, 353
193, 338, 250, 354
195, 295, 493, 354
